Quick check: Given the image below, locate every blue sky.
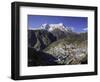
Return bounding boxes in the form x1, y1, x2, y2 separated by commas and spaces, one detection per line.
28, 15, 88, 33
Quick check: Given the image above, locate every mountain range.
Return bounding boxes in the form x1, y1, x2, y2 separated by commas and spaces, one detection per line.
28, 23, 87, 66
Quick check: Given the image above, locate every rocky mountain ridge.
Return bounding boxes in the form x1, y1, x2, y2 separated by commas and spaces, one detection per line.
28, 23, 88, 66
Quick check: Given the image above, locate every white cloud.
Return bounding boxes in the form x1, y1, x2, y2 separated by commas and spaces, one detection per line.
83, 28, 88, 31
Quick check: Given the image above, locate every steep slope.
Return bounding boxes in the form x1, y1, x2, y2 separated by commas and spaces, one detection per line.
28, 23, 77, 50
28, 29, 57, 50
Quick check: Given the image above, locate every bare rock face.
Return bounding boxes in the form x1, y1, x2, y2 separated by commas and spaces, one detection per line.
28, 29, 57, 50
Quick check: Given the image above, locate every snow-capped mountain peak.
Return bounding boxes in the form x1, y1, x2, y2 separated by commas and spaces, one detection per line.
41, 23, 50, 30
41, 23, 72, 32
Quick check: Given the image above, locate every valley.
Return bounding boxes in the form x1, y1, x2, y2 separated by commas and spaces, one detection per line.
28, 23, 88, 66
